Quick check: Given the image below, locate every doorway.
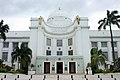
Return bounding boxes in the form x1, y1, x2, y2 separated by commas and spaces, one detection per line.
56, 62, 63, 74
69, 62, 76, 73
44, 62, 50, 74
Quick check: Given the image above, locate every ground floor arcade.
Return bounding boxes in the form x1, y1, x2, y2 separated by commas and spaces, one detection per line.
35, 56, 84, 74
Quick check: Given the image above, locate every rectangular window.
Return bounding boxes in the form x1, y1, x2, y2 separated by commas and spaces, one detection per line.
101, 42, 107, 47
52, 67, 55, 71
22, 42, 28, 47
57, 51, 62, 55
57, 40, 62, 47
47, 38, 51, 46
103, 52, 108, 60
68, 38, 72, 46
113, 42, 117, 47
46, 50, 51, 55
68, 50, 73, 55
2, 52, 8, 62
114, 51, 118, 59
13, 42, 18, 49
91, 42, 98, 47
3, 42, 9, 48
65, 67, 67, 71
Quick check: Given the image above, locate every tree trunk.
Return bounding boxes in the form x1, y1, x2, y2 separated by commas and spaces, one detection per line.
24, 63, 28, 75
18, 58, 19, 69
25, 66, 28, 75
109, 23, 115, 65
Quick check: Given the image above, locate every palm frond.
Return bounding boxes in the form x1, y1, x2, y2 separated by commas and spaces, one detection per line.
98, 17, 107, 30
91, 48, 98, 55
98, 23, 104, 30
0, 32, 6, 41
111, 10, 118, 15
115, 22, 120, 28
90, 48, 107, 69
98, 49, 102, 54
98, 19, 104, 24
107, 10, 110, 18
0, 20, 3, 27
117, 19, 120, 22
0, 20, 9, 41
103, 23, 107, 29
115, 15, 120, 18
2, 24, 9, 32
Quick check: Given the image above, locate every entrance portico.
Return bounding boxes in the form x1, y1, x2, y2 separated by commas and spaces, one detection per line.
36, 56, 84, 74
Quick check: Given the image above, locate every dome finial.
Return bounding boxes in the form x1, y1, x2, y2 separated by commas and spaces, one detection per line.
59, 7, 61, 10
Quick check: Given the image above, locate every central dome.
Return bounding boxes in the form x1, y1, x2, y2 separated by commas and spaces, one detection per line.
48, 8, 71, 19
47, 8, 72, 27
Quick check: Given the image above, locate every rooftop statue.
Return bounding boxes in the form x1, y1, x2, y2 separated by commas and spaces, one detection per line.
76, 15, 80, 25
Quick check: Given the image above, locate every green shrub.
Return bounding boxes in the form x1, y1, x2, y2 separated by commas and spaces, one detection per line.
95, 69, 103, 73
113, 68, 120, 72
102, 69, 111, 73
117, 68, 120, 72
0, 68, 7, 73
16, 69, 24, 73
13, 69, 24, 74
112, 68, 117, 73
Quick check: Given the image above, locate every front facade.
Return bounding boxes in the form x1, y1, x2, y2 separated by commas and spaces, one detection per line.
0, 9, 120, 74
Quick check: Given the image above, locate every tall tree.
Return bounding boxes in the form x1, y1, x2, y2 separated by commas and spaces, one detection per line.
98, 10, 120, 64
0, 20, 9, 41
11, 46, 21, 69
20, 44, 32, 75
11, 43, 32, 75
90, 48, 107, 73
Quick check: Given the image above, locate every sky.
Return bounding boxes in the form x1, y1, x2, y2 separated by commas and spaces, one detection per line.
0, 0, 120, 31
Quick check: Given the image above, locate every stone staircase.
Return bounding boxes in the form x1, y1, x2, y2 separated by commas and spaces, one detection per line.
0, 73, 120, 80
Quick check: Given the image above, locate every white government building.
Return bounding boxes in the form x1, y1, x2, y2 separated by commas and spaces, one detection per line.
0, 9, 120, 74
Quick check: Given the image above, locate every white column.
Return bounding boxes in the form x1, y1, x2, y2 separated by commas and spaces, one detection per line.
117, 41, 120, 57
98, 42, 101, 49
73, 36, 76, 55
52, 38, 57, 55
0, 42, 3, 59
8, 42, 13, 64
37, 27, 44, 56
63, 38, 67, 55
19, 42, 22, 48
75, 27, 82, 56
29, 28, 38, 64
108, 41, 113, 62
81, 27, 90, 70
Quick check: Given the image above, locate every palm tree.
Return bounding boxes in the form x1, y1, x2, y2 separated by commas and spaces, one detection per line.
0, 20, 9, 41
11, 43, 32, 74
98, 10, 120, 64
11, 46, 21, 69
90, 48, 107, 74
20, 44, 32, 75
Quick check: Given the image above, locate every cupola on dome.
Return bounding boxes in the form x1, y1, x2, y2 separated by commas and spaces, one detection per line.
48, 8, 71, 19
47, 8, 72, 27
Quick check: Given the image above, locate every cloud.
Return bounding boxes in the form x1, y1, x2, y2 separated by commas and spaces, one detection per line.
0, 0, 120, 30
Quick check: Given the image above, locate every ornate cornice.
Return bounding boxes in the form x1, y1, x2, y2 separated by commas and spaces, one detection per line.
6, 37, 29, 39
42, 26, 78, 35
